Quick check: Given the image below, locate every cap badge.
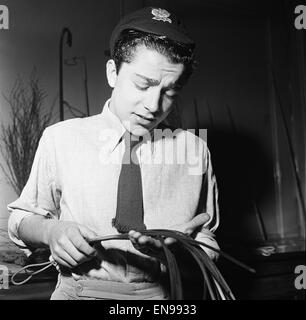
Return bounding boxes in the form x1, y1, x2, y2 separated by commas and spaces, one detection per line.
151, 8, 172, 23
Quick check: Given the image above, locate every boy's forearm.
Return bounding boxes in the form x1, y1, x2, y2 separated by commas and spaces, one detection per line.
18, 214, 58, 249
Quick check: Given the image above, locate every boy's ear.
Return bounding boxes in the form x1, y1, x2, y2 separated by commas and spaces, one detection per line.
106, 59, 117, 88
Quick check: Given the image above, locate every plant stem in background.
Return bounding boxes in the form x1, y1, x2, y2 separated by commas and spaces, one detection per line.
0, 70, 56, 195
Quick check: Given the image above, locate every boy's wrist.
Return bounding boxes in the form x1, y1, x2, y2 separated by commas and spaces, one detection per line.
42, 218, 59, 247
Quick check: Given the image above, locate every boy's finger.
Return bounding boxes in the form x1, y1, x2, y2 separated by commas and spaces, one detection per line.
164, 237, 176, 246
185, 213, 210, 231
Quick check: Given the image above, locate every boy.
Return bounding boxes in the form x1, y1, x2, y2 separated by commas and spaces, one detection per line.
8, 7, 219, 300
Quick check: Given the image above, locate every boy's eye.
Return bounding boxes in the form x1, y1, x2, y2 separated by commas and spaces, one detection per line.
135, 83, 149, 91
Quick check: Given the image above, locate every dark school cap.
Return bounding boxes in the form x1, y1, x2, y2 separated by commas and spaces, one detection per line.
109, 7, 195, 57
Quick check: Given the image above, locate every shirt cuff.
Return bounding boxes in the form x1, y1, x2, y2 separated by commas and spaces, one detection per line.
194, 230, 220, 260
7, 209, 35, 249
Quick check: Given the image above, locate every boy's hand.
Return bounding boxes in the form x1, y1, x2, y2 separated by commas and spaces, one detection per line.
46, 220, 98, 269
128, 213, 210, 260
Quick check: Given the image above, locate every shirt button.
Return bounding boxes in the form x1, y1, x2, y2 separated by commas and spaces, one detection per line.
76, 284, 83, 292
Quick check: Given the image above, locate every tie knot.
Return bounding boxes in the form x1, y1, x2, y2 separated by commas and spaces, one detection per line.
123, 131, 143, 150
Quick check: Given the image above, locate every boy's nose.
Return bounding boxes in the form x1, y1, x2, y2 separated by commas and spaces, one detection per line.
144, 90, 161, 114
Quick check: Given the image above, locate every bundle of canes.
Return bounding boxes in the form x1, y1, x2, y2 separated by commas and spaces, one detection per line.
11, 229, 255, 299
88, 229, 256, 300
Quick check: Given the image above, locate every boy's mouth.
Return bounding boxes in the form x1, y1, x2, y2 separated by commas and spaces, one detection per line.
134, 113, 156, 125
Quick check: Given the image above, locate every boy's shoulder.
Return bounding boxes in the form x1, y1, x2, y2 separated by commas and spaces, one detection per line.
47, 114, 101, 130
157, 123, 208, 149
43, 114, 103, 137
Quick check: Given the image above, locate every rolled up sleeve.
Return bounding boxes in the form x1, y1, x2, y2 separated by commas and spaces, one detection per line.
7, 128, 61, 249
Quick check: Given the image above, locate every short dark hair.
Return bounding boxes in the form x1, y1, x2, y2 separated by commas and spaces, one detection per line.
112, 29, 196, 83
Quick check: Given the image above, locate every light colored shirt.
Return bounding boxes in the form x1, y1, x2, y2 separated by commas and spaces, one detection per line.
7, 99, 220, 284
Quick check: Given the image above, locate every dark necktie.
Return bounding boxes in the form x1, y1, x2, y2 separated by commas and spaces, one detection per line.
112, 132, 147, 233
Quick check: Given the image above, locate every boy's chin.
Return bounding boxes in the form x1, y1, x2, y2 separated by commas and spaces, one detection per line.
129, 126, 151, 137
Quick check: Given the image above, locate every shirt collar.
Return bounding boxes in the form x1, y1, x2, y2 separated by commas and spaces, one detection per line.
99, 99, 126, 152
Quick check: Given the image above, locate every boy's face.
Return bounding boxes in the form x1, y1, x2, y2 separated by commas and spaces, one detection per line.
107, 45, 185, 136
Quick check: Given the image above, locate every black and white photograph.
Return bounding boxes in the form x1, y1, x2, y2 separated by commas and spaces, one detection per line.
0, 0, 305, 306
